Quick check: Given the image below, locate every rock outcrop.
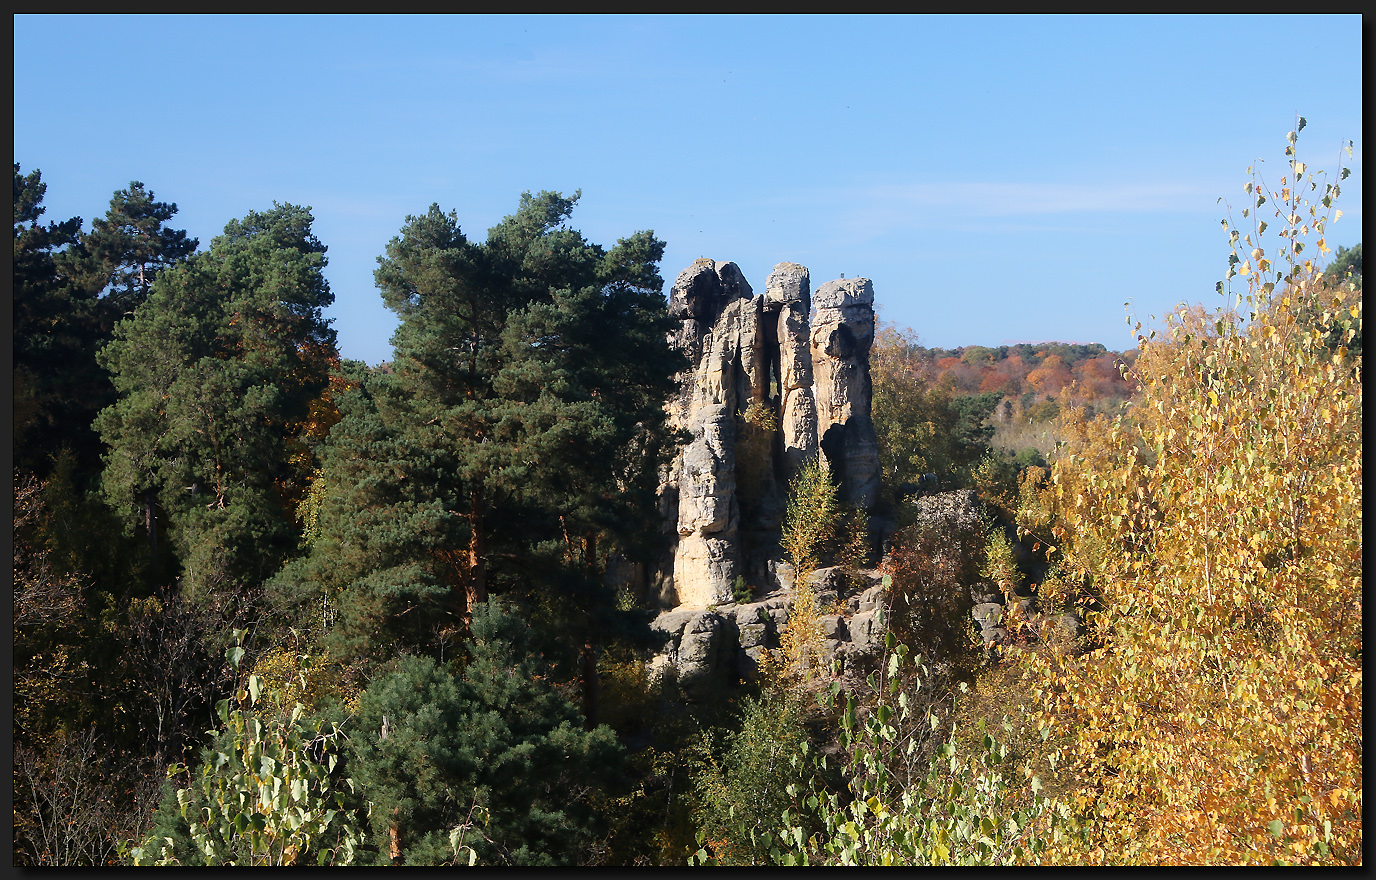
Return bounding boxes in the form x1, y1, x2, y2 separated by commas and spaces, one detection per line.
637, 262, 1091, 700
646, 567, 890, 700
811, 278, 881, 509
651, 260, 881, 610
643, 479, 1090, 701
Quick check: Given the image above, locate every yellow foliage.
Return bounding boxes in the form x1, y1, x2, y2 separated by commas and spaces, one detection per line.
251, 645, 357, 715
778, 455, 842, 683
1011, 124, 1362, 865
780, 575, 828, 683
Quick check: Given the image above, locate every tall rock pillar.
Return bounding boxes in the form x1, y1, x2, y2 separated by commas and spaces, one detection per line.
656, 260, 759, 608
654, 262, 882, 610
810, 277, 881, 509
765, 262, 816, 482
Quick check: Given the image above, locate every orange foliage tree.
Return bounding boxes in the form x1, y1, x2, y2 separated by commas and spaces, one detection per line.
1012, 121, 1361, 865
1024, 354, 1073, 398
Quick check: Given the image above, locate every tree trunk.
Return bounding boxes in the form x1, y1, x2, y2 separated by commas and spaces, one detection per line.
389, 806, 403, 864
463, 492, 488, 622
581, 641, 598, 731
144, 488, 157, 555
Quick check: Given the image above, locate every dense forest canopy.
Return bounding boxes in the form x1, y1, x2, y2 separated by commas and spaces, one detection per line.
11, 122, 1363, 867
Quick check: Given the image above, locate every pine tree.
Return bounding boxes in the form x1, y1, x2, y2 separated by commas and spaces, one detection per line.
13, 164, 96, 476
97, 203, 337, 606
13, 169, 199, 481
274, 192, 682, 674
345, 601, 626, 865
79, 180, 200, 322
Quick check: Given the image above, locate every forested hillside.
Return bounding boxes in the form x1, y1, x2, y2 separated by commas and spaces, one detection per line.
11, 123, 1362, 866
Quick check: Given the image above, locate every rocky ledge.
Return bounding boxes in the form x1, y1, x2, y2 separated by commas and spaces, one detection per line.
646, 566, 888, 699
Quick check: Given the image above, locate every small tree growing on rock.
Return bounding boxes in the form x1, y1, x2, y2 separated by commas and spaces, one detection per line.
779, 456, 842, 680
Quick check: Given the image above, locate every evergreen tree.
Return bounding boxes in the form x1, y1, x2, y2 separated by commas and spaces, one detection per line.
1324, 241, 1361, 287
345, 601, 626, 865
13, 170, 210, 865
13, 169, 199, 481
78, 180, 200, 322
97, 203, 337, 608
13, 164, 95, 476
273, 192, 682, 674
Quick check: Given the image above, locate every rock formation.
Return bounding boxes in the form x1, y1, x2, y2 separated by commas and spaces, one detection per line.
810, 278, 882, 509
647, 567, 889, 699
641, 267, 1088, 696
652, 260, 881, 610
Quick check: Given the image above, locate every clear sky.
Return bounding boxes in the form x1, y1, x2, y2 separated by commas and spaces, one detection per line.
14, 14, 1364, 365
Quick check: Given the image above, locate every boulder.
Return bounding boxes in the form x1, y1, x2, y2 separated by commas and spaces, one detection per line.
972, 602, 1004, 629
970, 579, 1003, 606
648, 608, 732, 698
820, 614, 848, 641
848, 609, 881, 648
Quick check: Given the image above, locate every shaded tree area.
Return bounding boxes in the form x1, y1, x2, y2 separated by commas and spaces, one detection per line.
12, 168, 222, 865
133, 602, 628, 866
12, 175, 684, 865
9, 179, 690, 867
97, 201, 338, 606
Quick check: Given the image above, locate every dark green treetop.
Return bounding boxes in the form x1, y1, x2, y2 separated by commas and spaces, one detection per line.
14, 165, 96, 474
344, 600, 626, 865
97, 203, 337, 606
72, 180, 200, 315
273, 192, 683, 673
14, 167, 200, 480
1325, 242, 1361, 288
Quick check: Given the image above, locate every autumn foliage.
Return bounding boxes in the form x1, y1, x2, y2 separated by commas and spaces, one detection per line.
1011, 123, 1362, 865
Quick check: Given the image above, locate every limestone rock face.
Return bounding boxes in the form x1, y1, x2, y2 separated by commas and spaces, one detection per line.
655, 260, 880, 610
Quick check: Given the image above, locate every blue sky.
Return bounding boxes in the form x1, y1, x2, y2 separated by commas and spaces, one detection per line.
14, 14, 1364, 365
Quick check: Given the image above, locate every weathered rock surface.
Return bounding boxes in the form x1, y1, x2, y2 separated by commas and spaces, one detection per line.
646, 567, 894, 700
641, 252, 1096, 695
653, 260, 880, 610
811, 278, 881, 509
766, 262, 816, 480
